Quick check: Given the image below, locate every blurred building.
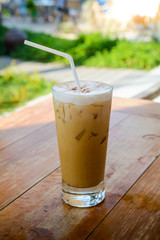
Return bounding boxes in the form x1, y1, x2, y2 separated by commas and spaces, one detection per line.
1, 0, 160, 40
1, 0, 85, 21
80, 0, 160, 40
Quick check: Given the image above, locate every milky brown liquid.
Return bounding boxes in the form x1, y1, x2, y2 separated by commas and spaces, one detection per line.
54, 99, 111, 188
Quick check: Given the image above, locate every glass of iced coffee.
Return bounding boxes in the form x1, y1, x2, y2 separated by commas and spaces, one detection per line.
52, 81, 112, 207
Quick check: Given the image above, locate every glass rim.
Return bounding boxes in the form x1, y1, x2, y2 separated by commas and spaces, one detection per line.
52, 81, 113, 97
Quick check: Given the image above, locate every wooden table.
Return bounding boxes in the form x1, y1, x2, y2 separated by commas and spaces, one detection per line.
0, 97, 160, 240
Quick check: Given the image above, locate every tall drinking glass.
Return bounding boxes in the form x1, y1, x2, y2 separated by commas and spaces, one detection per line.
52, 81, 113, 207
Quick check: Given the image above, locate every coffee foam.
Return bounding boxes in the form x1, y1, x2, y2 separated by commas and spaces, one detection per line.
52, 81, 113, 106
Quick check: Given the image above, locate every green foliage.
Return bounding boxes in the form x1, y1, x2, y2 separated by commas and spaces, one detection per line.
0, 26, 8, 55
26, 0, 37, 12
6, 31, 118, 65
0, 65, 55, 114
85, 40, 160, 70
68, 33, 118, 65
10, 30, 77, 63
0, 26, 160, 70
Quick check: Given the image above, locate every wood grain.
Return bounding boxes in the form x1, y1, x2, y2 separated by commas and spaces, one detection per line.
0, 122, 59, 210
0, 111, 127, 210
0, 97, 54, 150
88, 156, 160, 240
0, 114, 159, 240
1, 96, 159, 151
112, 97, 160, 119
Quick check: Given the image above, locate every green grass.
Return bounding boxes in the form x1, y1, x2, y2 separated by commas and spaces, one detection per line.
0, 65, 55, 114
1, 26, 159, 70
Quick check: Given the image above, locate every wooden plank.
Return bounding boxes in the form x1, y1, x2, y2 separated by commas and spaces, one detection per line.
0, 97, 54, 150
88, 156, 160, 240
109, 111, 128, 129
0, 114, 159, 239
112, 97, 160, 119
0, 122, 59, 210
0, 96, 125, 150
1, 97, 159, 151
0, 111, 127, 210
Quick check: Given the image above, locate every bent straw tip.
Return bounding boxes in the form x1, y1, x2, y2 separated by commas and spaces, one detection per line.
23, 39, 81, 92
24, 40, 32, 46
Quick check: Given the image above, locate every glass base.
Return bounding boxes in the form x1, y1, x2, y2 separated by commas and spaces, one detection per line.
62, 181, 105, 207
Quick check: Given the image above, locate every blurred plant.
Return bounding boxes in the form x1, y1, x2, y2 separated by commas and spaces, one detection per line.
26, 0, 37, 21
68, 33, 118, 65
0, 25, 7, 55
85, 40, 160, 70
2, 8, 10, 17
10, 30, 77, 63
0, 64, 56, 114
1, 26, 160, 70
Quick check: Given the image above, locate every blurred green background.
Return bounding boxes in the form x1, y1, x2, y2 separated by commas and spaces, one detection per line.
0, 0, 160, 114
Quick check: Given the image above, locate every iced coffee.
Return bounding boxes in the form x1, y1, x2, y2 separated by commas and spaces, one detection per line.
52, 81, 112, 207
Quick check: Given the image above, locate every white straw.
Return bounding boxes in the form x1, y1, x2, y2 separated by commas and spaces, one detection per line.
24, 40, 81, 92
